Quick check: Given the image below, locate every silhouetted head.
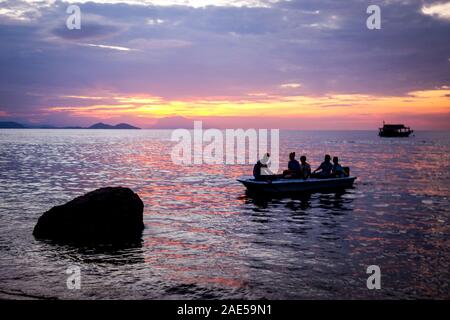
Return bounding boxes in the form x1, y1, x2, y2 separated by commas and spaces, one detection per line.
333, 156, 339, 164
300, 155, 307, 163
261, 153, 270, 165
289, 152, 296, 160
324, 154, 331, 162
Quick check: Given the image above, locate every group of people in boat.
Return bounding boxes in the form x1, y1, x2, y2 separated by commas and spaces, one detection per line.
283, 152, 347, 179
253, 152, 348, 181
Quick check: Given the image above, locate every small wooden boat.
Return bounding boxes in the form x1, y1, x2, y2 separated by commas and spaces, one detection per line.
237, 176, 357, 194
379, 122, 413, 137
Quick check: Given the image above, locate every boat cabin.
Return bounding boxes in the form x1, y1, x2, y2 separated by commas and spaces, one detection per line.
379, 122, 413, 137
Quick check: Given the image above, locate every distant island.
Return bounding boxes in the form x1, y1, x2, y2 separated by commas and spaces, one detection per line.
0, 121, 26, 128
0, 117, 202, 129
87, 122, 140, 129
0, 121, 140, 130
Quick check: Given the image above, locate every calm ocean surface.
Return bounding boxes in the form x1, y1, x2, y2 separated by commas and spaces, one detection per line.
0, 129, 449, 299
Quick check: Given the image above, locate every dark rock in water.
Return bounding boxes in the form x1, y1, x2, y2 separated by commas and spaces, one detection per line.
33, 187, 144, 244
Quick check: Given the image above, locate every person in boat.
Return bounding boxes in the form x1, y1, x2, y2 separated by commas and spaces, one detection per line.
253, 153, 274, 180
312, 154, 333, 178
299, 155, 311, 179
332, 156, 345, 177
283, 152, 301, 178
253, 160, 265, 180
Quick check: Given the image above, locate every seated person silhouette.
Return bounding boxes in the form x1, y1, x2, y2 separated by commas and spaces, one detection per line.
253, 153, 274, 181
283, 152, 301, 178
312, 154, 333, 178
332, 156, 346, 177
299, 155, 311, 179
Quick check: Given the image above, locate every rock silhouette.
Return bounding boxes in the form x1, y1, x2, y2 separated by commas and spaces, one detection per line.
33, 187, 144, 244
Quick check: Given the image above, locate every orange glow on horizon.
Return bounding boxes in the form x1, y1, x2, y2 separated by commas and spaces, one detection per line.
46, 89, 450, 123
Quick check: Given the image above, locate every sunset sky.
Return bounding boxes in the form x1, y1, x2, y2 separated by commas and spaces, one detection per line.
0, 0, 449, 129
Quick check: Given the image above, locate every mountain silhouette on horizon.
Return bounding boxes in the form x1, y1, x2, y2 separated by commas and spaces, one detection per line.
0, 121, 140, 129
88, 122, 140, 129
0, 118, 205, 130
0, 121, 25, 128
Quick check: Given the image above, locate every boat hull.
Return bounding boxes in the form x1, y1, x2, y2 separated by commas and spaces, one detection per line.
379, 131, 413, 137
237, 176, 357, 194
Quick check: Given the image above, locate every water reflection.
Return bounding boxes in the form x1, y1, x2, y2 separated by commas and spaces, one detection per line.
36, 239, 145, 265
242, 189, 354, 214
0, 130, 449, 299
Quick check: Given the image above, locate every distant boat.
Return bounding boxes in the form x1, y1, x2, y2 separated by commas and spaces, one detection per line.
237, 176, 357, 194
378, 122, 413, 137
